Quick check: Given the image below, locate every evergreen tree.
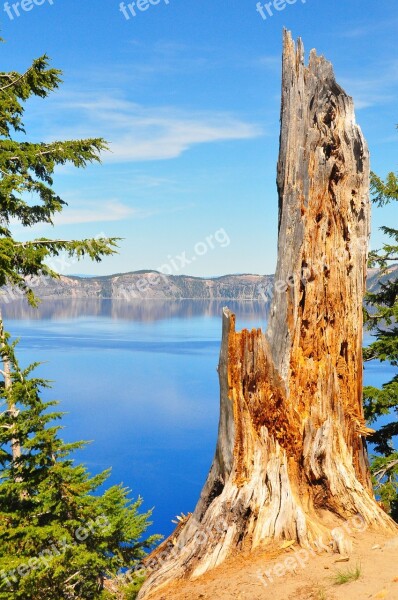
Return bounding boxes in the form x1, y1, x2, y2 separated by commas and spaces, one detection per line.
0, 50, 119, 306
0, 49, 160, 598
0, 330, 160, 599
363, 134, 398, 520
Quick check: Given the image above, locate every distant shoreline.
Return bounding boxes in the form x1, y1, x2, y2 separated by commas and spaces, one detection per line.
0, 266, 396, 304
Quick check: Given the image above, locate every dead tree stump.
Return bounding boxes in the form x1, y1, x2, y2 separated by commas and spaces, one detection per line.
138, 30, 397, 599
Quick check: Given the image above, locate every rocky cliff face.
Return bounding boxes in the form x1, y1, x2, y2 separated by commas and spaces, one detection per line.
0, 266, 395, 305
1, 272, 275, 302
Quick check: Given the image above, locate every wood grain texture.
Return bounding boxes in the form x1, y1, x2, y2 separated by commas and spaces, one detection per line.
138, 31, 397, 599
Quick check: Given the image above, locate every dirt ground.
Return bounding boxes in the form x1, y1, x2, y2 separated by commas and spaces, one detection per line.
145, 531, 398, 600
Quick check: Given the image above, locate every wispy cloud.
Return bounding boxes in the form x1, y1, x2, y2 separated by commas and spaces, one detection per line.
41, 94, 263, 163
255, 55, 280, 70
52, 200, 136, 226
341, 59, 398, 110
340, 18, 398, 39
12, 199, 193, 230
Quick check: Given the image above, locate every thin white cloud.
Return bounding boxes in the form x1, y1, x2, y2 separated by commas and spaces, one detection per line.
108, 115, 262, 162
340, 18, 398, 39
8, 201, 130, 235
340, 59, 398, 110
51, 199, 193, 226
255, 55, 280, 70
43, 94, 263, 163
10, 200, 193, 236
52, 200, 135, 225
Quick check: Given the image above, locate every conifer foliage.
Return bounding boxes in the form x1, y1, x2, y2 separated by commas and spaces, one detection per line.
0, 49, 160, 598
0, 331, 160, 599
364, 131, 398, 519
0, 51, 118, 305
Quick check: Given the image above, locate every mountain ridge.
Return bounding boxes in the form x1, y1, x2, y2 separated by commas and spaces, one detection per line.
0, 266, 396, 304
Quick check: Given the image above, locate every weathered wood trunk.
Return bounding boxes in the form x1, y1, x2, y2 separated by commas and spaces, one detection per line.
0, 315, 21, 462
138, 31, 397, 599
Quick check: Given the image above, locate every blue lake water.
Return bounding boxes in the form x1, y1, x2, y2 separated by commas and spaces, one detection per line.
1, 299, 395, 539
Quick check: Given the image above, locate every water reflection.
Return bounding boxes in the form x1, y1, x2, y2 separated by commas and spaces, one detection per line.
1, 298, 269, 324
0, 299, 269, 537
0, 298, 393, 540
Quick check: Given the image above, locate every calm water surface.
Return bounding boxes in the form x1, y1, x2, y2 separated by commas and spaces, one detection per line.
1, 299, 394, 538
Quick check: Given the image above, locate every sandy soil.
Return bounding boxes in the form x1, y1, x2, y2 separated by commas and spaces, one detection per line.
145, 531, 398, 600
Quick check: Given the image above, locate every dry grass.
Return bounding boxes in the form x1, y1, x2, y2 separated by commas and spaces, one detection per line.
332, 563, 362, 585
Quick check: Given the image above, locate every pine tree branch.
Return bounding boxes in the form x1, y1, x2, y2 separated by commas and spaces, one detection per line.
8, 148, 59, 161
63, 571, 81, 585
374, 459, 398, 483
15, 240, 80, 246
0, 65, 34, 92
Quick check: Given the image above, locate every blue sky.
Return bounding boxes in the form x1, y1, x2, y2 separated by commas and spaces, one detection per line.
2, 0, 398, 276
